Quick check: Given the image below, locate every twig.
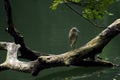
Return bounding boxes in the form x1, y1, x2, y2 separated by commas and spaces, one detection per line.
64, 0, 106, 28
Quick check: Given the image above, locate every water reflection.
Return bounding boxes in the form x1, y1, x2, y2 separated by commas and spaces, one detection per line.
35, 67, 113, 80
34, 57, 120, 80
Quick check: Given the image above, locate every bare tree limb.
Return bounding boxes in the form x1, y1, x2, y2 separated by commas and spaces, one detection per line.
4, 0, 48, 61
0, 40, 115, 76
0, 42, 35, 72
31, 19, 120, 76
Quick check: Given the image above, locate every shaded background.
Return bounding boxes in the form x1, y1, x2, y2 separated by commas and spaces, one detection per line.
0, 0, 120, 80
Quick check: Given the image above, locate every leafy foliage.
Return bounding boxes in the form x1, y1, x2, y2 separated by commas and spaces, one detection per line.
51, 0, 116, 20
82, 0, 114, 20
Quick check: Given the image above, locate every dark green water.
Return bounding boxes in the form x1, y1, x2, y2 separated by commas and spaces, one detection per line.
0, 0, 120, 80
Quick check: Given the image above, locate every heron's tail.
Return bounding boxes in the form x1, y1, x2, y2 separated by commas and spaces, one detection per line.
70, 44, 73, 47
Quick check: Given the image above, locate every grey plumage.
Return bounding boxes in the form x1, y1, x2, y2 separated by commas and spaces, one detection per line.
69, 27, 79, 47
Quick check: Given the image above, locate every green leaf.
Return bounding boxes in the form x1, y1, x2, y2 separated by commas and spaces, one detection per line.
50, 0, 62, 10
72, 0, 81, 3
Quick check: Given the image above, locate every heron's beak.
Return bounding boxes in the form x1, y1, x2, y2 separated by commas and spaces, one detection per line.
77, 30, 80, 32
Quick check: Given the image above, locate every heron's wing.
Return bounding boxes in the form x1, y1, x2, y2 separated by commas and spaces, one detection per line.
69, 33, 78, 47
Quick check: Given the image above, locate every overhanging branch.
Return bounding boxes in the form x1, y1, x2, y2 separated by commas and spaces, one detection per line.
4, 0, 48, 61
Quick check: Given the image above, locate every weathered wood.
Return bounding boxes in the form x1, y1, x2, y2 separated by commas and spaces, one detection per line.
31, 19, 120, 76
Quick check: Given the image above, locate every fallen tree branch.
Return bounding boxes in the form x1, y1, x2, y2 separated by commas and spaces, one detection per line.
32, 19, 120, 75
0, 42, 115, 75
1, 0, 120, 77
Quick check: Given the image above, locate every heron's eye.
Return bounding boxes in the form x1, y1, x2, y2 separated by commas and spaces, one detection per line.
73, 29, 77, 32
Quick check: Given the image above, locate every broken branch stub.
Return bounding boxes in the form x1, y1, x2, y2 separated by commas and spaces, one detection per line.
0, 42, 35, 73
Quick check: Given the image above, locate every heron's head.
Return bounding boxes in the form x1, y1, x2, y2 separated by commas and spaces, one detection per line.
71, 27, 79, 32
